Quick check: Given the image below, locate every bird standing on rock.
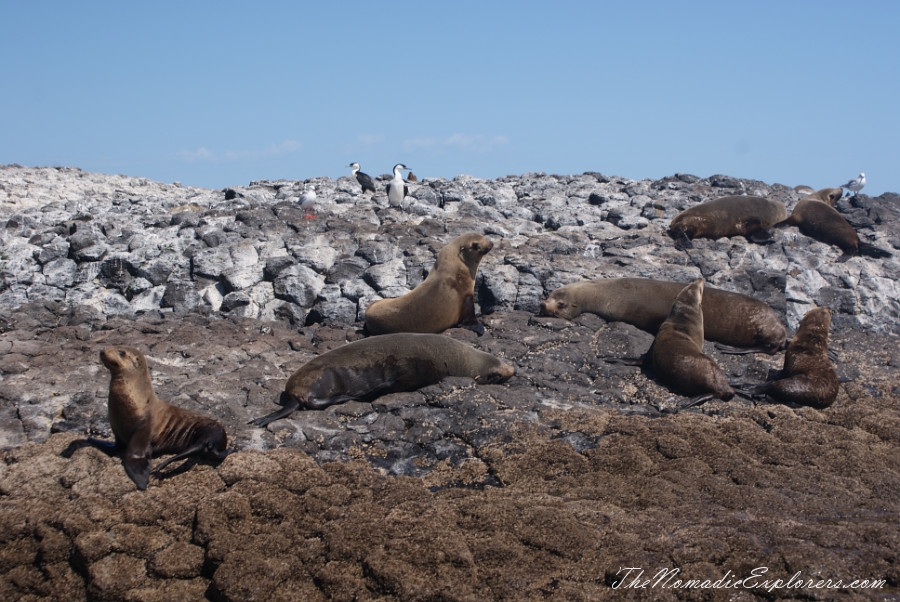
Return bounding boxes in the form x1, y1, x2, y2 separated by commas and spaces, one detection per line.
347, 162, 376, 194
387, 163, 410, 207
299, 186, 317, 219
840, 172, 865, 196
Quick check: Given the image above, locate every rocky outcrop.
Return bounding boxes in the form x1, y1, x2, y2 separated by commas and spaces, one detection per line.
1, 165, 899, 600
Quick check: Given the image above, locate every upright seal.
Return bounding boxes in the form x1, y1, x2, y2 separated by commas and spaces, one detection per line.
738, 307, 839, 409
649, 279, 735, 406
539, 278, 786, 353
89, 346, 229, 490
249, 333, 516, 427
365, 232, 494, 335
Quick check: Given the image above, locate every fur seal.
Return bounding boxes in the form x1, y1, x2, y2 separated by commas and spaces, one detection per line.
776, 198, 892, 259
249, 333, 516, 427
649, 279, 735, 405
668, 195, 788, 249
89, 346, 229, 490
801, 187, 843, 207
738, 307, 839, 409
365, 233, 493, 335
539, 278, 787, 353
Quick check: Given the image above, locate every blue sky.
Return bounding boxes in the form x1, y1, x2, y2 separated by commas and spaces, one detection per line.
3, 1, 898, 194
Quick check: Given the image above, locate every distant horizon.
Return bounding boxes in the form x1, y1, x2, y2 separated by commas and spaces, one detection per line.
3, 2, 897, 196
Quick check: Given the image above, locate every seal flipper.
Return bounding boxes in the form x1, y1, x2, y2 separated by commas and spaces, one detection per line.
671, 229, 693, 251
858, 242, 892, 259
249, 392, 301, 428
677, 393, 715, 409
122, 425, 153, 490
457, 294, 484, 335
86, 436, 121, 455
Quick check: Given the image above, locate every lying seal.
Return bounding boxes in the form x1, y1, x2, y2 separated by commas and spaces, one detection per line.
802, 187, 843, 207
89, 346, 229, 490
776, 198, 892, 259
649, 279, 735, 405
737, 307, 839, 409
539, 278, 786, 353
249, 333, 516, 427
365, 233, 493, 335
668, 195, 788, 249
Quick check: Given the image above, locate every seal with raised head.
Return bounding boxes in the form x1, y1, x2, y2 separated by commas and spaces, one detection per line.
539, 278, 786, 353
668, 195, 788, 249
801, 187, 843, 207
738, 307, 839, 409
89, 346, 229, 490
365, 232, 493, 335
649, 279, 735, 405
249, 333, 516, 427
776, 198, 892, 259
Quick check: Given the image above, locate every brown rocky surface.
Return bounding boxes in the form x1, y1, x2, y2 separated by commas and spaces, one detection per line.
1, 304, 899, 600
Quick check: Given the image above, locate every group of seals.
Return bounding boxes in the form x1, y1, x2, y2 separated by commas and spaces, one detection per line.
90, 346, 229, 490
669, 187, 890, 258
365, 232, 493, 335
87, 179, 863, 487
539, 277, 787, 354
249, 333, 516, 427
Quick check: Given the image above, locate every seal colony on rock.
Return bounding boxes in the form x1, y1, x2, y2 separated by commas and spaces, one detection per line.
649, 279, 735, 406
776, 198, 892, 259
365, 232, 494, 335
737, 307, 839, 409
249, 333, 516, 427
89, 347, 229, 490
668, 195, 788, 249
539, 278, 787, 353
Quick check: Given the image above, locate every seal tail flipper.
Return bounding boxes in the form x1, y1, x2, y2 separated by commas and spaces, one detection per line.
678, 393, 715, 409
86, 437, 121, 455
730, 381, 768, 400
151, 443, 205, 474
248, 392, 301, 428
858, 242, 892, 259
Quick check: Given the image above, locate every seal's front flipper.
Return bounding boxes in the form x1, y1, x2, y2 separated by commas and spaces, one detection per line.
122, 427, 153, 490
457, 294, 484, 336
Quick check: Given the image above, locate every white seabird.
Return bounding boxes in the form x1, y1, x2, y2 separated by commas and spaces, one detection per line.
387, 163, 410, 207
840, 172, 866, 196
347, 162, 376, 194
299, 185, 317, 219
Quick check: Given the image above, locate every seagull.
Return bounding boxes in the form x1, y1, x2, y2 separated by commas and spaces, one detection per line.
299, 185, 317, 219
387, 163, 410, 207
840, 172, 865, 196
347, 162, 376, 194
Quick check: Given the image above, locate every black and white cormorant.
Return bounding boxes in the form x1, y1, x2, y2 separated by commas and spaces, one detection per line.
347, 162, 376, 194
386, 163, 410, 207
